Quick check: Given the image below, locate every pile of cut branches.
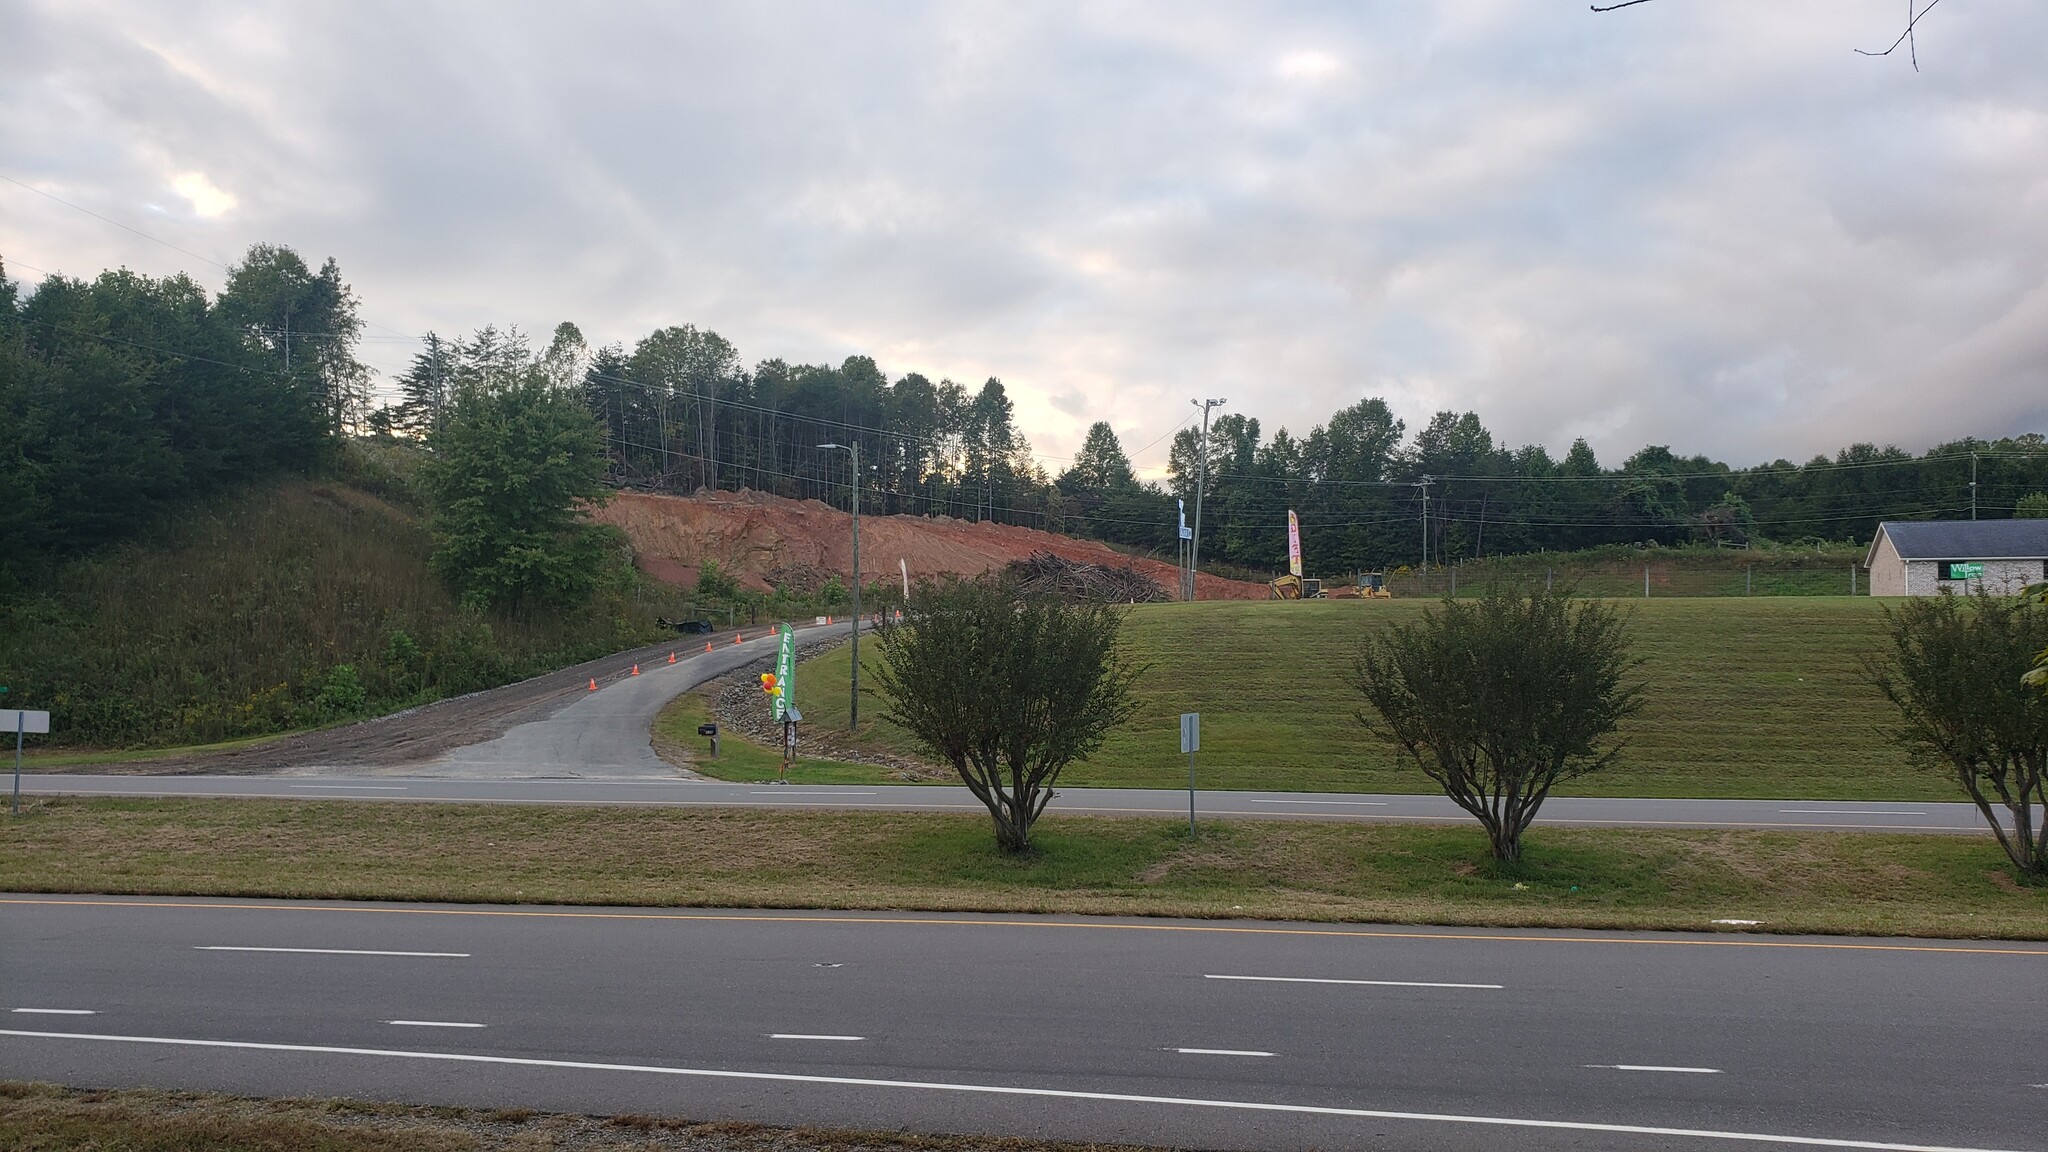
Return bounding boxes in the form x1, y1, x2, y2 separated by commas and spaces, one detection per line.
1004, 551, 1166, 603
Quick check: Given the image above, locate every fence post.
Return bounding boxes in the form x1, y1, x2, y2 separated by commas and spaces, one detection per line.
1851, 565, 1857, 596
1746, 565, 1753, 596
1644, 564, 1650, 599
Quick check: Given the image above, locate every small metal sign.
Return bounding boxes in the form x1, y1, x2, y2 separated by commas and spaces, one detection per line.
0, 710, 49, 735
1180, 712, 1199, 754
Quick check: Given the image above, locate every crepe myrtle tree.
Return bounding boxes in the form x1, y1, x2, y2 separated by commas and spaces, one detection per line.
1874, 588, 2048, 879
1353, 587, 1643, 864
868, 575, 1143, 852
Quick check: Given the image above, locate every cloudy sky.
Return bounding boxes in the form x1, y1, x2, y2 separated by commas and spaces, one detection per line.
4, 0, 2045, 475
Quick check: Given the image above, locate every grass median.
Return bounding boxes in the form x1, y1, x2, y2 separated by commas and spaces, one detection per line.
0, 1081, 1152, 1152
2, 797, 2040, 939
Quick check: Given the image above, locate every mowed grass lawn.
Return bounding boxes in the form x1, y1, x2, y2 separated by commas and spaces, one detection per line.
4, 798, 2041, 939
790, 597, 1940, 800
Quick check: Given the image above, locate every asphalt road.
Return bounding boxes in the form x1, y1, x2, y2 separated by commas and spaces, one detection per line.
420, 621, 847, 779
13, 772, 1995, 833
2, 895, 2041, 1152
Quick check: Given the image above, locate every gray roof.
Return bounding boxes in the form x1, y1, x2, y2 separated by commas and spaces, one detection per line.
1874, 519, 2048, 561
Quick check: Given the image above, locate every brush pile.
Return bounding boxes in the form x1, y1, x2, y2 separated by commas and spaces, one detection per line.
1004, 551, 1167, 603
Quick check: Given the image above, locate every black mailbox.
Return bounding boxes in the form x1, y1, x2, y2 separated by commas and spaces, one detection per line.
697, 723, 718, 737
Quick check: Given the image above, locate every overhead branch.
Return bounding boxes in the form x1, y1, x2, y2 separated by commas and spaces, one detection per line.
1854, 0, 1942, 72
1593, 0, 1946, 72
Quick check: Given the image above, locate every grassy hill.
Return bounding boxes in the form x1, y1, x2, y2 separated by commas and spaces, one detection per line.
0, 445, 697, 750
789, 597, 1942, 801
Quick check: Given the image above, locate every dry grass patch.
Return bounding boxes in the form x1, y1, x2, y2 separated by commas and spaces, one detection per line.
0, 1081, 1156, 1151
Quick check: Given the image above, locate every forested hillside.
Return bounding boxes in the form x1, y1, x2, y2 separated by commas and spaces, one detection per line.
0, 250, 689, 747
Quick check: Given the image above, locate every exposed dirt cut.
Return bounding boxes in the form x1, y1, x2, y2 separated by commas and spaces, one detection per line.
594, 488, 1270, 600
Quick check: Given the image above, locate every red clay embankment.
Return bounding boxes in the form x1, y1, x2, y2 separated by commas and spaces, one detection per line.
594, 489, 1269, 600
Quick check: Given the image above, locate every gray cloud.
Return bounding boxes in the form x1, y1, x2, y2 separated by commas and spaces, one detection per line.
3, 0, 2044, 474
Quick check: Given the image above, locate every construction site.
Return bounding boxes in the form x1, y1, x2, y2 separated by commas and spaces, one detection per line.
593, 488, 1274, 600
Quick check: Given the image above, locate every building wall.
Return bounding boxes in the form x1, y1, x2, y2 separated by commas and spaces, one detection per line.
1901, 557, 2045, 596
1868, 532, 1908, 596
1941, 559, 2046, 596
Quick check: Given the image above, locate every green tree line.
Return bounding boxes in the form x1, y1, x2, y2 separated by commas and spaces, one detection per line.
0, 248, 360, 570
384, 321, 2048, 580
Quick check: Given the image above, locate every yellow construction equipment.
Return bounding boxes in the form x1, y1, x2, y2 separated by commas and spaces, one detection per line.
1276, 571, 1390, 600
1268, 574, 1323, 600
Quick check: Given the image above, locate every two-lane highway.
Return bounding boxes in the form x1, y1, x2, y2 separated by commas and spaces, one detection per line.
2, 896, 2042, 1151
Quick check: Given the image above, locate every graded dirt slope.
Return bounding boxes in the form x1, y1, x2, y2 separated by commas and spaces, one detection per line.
593, 488, 1270, 599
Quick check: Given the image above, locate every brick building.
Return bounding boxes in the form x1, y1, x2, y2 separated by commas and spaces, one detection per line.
1864, 520, 2048, 596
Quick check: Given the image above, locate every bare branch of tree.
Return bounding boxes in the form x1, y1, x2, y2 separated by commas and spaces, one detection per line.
1855, 0, 1941, 72
1594, 0, 1946, 72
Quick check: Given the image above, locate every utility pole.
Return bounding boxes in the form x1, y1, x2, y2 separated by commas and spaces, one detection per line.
1971, 451, 1979, 520
819, 442, 861, 729
1189, 398, 1226, 600
1417, 475, 1435, 574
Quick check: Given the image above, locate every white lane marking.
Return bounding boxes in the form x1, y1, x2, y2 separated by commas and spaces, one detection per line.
197, 947, 468, 957
0, 1029, 2013, 1152
1171, 1047, 1274, 1057
1245, 799, 1389, 806
1712, 920, 1765, 926
1585, 1064, 1723, 1074
288, 784, 410, 791
1206, 974, 1502, 990
10, 1009, 94, 1015
770, 1033, 864, 1041
750, 792, 879, 796
386, 1020, 486, 1028
1777, 809, 1926, 816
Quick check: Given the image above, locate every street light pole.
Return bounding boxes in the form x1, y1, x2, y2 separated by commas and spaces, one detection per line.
819, 442, 861, 730
1189, 398, 1226, 601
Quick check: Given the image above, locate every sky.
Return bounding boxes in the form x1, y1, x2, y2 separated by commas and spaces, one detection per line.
3, 0, 2045, 477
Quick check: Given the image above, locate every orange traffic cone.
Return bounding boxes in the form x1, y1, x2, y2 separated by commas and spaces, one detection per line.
668, 652, 677, 664
734, 634, 743, 645
631, 664, 640, 676
704, 642, 713, 653
587, 678, 598, 691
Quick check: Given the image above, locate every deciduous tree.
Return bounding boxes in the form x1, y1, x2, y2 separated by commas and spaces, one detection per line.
1353, 588, 1642, 863
868, 577, 1143, 852
422, 353, 617, 611
1872, 591, 2048, 878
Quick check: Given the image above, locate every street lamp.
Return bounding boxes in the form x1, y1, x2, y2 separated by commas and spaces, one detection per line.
818, 442, 861, 730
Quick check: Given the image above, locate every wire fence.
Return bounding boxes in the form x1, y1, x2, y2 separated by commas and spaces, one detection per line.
1370, 554, 1868, 599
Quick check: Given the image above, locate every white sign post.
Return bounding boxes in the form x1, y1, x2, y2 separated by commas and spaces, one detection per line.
5, 708, 51, 816
1180, 712, 1200, 836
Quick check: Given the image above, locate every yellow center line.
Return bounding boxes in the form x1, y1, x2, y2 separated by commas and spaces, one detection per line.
3, 897, 2041, 956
